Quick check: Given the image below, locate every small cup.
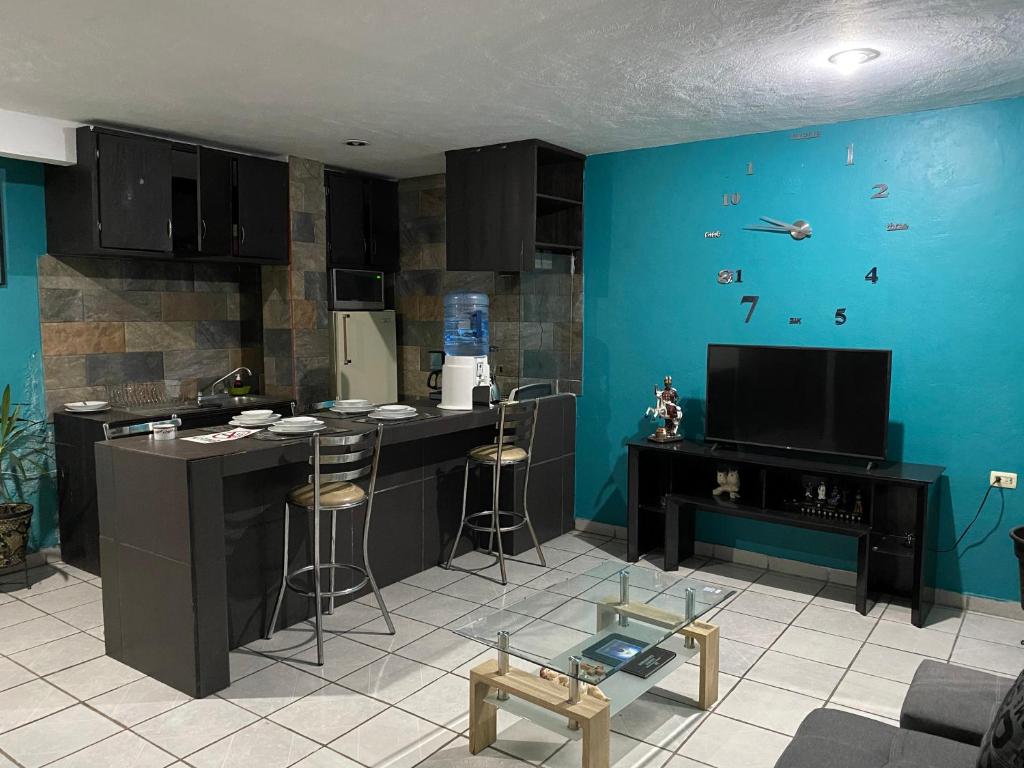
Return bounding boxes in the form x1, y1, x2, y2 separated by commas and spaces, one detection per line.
152, 422, 177, 441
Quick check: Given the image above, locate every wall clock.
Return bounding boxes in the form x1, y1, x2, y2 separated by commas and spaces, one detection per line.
711, 137, 903, 326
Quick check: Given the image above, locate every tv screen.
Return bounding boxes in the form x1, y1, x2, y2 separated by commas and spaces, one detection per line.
705, 345, 892, 460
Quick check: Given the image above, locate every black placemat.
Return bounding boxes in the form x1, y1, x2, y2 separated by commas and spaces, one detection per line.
353, 412, 441, 425
251, 427, 350, 441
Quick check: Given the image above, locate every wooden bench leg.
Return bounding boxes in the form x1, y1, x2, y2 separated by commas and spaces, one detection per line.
469, 674, 497, 754
581, 705, 610, 768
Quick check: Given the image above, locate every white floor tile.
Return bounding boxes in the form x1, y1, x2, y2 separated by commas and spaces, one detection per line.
830, 670, 909, 721
747, 572, 824, 602
771, 626, 862, 668
21, 582, 102, 614
960, 611, 1024, 647
244, 620, 319, 659
0, 656, 36, 693
395, 593, 479, 626
45, 729, 174, 768
652, 664, 740, 709
270, 683, 387, 744
950, 635, 1024, 676
401, 566, 468, 591
690, 562, 765, 589
286, 634, 386, 681
344, 614, 436, 653
89, 676, 191, 727
677, 714, 790, 768
542, 732, 672, 768
867, 620, 954, 659
339, 654, 444, 703
850, 643, 930, 684
543, 533, 607, 554
229, 648, 276, 683
0, 704, 120, 768
445, 575, 521, 605
825, 702, 900, 728
746, 650, 844, 699
52, 599, 105, 631
356, 581, 431, 610
186, 719, 319, 768
319, 601, 381, 633
708, 610, 787, 649
133, 698, 258, 758
491, 587, 569, 618
810, 585, 885, 617
792, 604, 877, 642
725, 591, 805, 623
46, 654, 146, 701
0, 615, 77, 655
0, 566, 80, 597
330, 707, 454, 768
10, 631, 105, 675
535, 598, 597, 633
0, 679, 76, 734
684, 638, 763, 677
715, 679, 822, 736
397, 673, 475, 732
292, 748, 363, 767
555, 554, 609, 575
0, 600, 45, 629
490, 716, 568, 764
217, 661, 326, 716
397, 628, 485, 671
508, 620, 590, 662
610, 692, 705, 751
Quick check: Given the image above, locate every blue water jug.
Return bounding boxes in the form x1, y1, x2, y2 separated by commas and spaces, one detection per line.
443, 293, 490, 358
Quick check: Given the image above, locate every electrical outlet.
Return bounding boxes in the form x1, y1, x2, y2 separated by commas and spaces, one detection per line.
990, 471, 1018, 489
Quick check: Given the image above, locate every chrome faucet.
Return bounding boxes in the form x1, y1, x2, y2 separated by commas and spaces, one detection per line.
198, 367, 252, 404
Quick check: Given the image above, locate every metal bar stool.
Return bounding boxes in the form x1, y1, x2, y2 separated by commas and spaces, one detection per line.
266, 424, 395, 665
444, 399, 545, 584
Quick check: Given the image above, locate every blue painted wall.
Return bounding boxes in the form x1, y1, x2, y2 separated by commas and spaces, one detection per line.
0, 157, 56, 552
578, 97, 1024, 601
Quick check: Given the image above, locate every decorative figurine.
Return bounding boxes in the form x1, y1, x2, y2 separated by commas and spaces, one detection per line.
713, 468, 741, 500
828, 485, 842, 507
539, 667, 609, 701
816, 481, 827, 503
852, 491, 864, 519
645, 375, 684, 442
803, 481, 814, 501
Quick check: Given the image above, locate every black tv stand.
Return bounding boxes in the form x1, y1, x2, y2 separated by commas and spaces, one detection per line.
627, 439, 944, 627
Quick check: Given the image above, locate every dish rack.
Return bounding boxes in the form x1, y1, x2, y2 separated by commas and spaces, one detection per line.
108, 381, 192, 409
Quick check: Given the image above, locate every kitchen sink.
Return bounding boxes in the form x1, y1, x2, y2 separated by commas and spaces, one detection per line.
195, 395, 290, 409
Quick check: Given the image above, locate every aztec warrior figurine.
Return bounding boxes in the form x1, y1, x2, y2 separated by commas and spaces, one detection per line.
646, 375, 683, 440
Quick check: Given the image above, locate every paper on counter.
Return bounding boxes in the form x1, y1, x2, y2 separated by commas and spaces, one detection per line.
181, 428, 260, 444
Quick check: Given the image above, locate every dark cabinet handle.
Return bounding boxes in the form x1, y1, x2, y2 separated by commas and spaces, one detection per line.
201, 219, 207, 242
167, 219, 173, 240
240, 225, 246, 245
342, 314, 352, 364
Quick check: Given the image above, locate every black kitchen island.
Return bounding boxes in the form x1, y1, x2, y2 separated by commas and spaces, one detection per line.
94, 395, 576, 697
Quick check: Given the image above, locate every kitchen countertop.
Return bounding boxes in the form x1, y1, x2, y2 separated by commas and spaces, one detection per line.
98, 399, 506, 464
55, 395, 294, 425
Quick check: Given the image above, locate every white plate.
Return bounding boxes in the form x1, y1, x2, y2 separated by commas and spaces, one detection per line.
279, 416, 320, 425
268, 423, 326, 434
229, 418, 280, 427
64, 401, 109, 411
234, 413, 281, 423
330, 406, 374, 415
370, 411, 417, 420
377, 404, 415, 412
336, 399, 371, 407
270, 419, 325, 429
66, 405, 112, 413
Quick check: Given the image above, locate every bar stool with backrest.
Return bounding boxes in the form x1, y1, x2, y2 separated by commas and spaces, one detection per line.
444, 397, 545, 584
265, 424, 395, 665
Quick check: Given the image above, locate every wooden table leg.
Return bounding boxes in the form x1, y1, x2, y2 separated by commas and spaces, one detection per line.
468, 672, 497, 754
581, 705, 610, 768
681, 620, 720, 710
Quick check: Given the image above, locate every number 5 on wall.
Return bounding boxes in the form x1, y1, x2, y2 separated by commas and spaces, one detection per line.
741, 295, 759, 323
835, 308, 848, 326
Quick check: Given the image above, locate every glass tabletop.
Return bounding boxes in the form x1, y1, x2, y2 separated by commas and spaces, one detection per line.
451, 561, 734, 685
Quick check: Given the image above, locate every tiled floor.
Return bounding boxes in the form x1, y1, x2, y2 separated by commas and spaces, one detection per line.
0, 533, 1020, 768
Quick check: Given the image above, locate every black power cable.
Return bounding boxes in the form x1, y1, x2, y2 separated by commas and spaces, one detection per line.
931, 481, 1001, 554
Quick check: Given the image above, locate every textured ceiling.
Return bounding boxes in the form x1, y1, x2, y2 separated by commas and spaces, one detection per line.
0, 0, 1021, 177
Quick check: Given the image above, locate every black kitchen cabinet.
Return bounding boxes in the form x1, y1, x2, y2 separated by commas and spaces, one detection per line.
236, 154, 289, 262
445, 139, 584, 272
325, 170, 399, 272
197, 147, 234, 256
46, 126, 289, 264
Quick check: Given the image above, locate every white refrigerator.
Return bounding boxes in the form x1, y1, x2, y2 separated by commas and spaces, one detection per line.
330, 310, 398, 402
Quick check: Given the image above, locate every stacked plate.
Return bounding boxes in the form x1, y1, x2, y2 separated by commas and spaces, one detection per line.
368, 404, 417, 421
228, 409, 282, 428
330, 399, 375, 416
268, 416, 326, 434
64, 401, 110, 413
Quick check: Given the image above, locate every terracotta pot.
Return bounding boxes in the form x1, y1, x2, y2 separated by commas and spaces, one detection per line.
0, 503, 33, 570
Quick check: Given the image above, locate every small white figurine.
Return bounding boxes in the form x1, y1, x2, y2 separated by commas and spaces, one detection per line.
713, 468, 741, 500
817, 481, 827, 502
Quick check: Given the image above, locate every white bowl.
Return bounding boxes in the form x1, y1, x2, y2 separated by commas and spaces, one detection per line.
240, 409, 273, 418
378, 404, 414, 412
280, 416, 319, 424
337, 399, 370, 407
65, 401, 109, 410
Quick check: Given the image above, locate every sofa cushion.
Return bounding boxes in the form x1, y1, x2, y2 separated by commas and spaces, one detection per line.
978, 668, 1024, 768
775, 709, 979, 768
901, 660, 1014, 746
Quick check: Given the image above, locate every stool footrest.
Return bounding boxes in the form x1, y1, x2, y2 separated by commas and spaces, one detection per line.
465, 509, 529, 535
285, 563, 369, 599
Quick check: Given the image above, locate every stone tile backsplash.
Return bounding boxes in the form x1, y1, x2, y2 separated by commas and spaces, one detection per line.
38, 255, 263, 414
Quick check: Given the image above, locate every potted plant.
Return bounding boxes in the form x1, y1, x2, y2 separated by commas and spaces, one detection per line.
0, 385, 50, 580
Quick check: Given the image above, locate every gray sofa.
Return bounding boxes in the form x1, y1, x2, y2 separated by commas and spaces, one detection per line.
775, 660, 1017, 768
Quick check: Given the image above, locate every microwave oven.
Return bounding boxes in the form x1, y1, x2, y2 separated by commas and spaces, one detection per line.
329, 268, 386, 311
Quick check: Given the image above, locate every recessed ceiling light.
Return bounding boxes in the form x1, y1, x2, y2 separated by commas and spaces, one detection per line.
345, 139, 369, 147
828, 48, 880, 73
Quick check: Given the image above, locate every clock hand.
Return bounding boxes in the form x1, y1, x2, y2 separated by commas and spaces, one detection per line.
743, 225, 793, 233
761, 216, 799, 231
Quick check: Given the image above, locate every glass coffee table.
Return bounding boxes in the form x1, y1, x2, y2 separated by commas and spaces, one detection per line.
452, 561, 734, 768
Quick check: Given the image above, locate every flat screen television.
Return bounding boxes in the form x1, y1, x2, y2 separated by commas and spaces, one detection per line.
705, 345, 892, 460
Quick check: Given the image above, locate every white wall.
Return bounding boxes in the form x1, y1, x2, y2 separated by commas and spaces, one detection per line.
0, 108, 80, 165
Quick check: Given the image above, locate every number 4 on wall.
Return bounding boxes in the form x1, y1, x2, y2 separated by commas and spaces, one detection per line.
865, 267, 878, 284
741, 295, 759, 323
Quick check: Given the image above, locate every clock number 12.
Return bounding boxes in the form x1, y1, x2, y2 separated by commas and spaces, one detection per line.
865, 267, 878, 284
741, 295, 759, 323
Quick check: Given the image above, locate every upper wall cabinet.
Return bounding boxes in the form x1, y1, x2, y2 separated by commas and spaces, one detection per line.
445, 139, 584, 272
45, 127, 289, 264
325, 170, 399, 272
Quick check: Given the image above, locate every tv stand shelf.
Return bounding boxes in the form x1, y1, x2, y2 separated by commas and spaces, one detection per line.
627, 439, 944, 627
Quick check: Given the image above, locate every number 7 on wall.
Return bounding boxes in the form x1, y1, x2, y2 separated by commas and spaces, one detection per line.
740, 295, 759, 323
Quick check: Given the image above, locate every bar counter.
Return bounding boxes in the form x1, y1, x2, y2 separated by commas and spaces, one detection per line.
95, 396, 576, 696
